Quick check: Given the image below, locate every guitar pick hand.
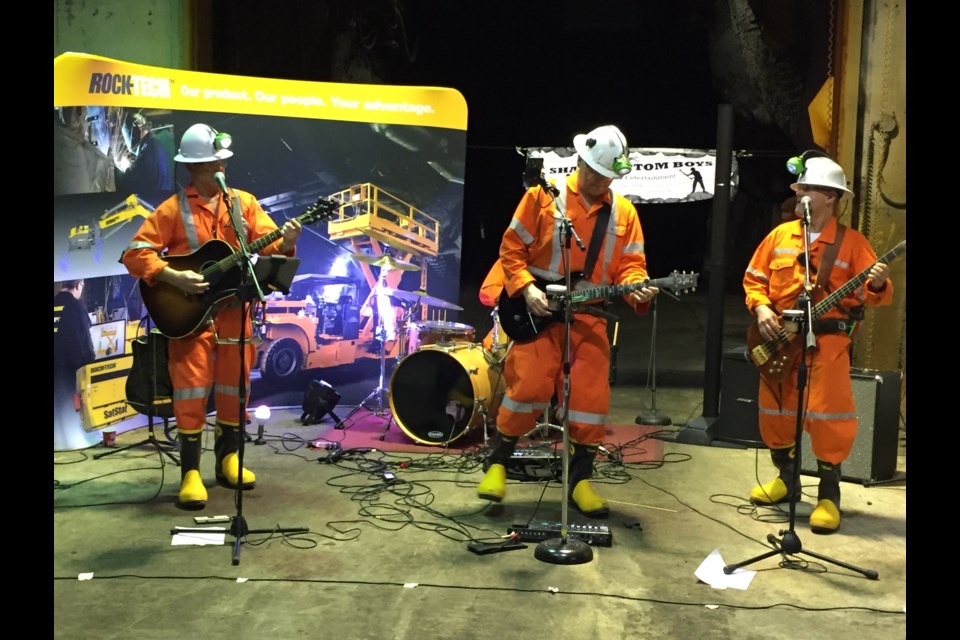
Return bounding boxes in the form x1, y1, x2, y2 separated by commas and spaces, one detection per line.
158, 267, 209, 295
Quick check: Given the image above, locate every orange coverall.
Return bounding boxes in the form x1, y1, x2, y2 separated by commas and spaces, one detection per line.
121, 186, 293, 437
743, 217, 893, 463
497, 172, 651, 445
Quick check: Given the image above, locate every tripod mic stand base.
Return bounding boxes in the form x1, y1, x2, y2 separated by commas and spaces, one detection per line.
635, 412, 672, 426
534, 535, 594, 565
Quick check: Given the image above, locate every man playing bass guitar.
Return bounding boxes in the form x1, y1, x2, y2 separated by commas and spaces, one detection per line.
743, 153, 894, 534
121, 123, 302, 510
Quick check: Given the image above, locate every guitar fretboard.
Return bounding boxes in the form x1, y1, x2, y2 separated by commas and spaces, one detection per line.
810, 240, 906, 321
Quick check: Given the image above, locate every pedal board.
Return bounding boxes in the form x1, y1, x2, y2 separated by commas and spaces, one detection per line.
508, 517, 613, 547
484, 447, 561, 482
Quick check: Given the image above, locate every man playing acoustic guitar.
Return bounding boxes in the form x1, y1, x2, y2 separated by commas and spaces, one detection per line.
743, 154, 894, 533
121, 123, 301, 510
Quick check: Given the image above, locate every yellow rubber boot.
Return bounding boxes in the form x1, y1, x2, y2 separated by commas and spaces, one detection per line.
478, 463, 507, 502
177, 431, 206, 510
568, 444, 609, 518
178, 469, 208, 510
750, 477, 791, 505
810, 460, 842, 533
217, 452, 257, 489
810, 499, 841, 533
571, 479, 609, 518
750, 446, 797, 505
214, 423, 256, 489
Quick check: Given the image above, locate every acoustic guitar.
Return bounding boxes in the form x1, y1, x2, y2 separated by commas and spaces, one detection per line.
747, 239, 906, 384
498, 270, 699, 343
140, 197, 340, 339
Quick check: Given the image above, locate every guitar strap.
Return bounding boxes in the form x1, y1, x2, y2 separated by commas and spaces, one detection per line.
814, 223, 861, 319
226, 193, 249, 244
582, 201, 611, 281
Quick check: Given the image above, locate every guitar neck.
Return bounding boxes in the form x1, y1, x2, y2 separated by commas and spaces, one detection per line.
201, 213, 308, 279
810, 241, 905, 320
568, 281, 647, 304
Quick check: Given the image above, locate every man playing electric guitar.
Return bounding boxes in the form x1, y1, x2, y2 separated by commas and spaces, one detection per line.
743, 154, 894, 534
477, 125, 658, 518
121, 123, 302, 511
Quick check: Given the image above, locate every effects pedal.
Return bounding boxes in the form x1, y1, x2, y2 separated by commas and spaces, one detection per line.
467, 540, 528, 555
484, 446, 561, 482
508, 517, 613, 547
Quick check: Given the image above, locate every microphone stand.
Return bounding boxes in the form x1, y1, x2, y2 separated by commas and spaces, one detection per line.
534, 207, 592, 565
723, 202, 877, 580
172, 181, 308, 565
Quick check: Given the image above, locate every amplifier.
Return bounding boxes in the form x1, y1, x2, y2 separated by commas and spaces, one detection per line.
799, 368, 902, 483
508, 518, 613, 547
716, 350, 902, 483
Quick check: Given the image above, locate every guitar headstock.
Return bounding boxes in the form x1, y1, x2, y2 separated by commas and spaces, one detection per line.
299, 197, 344, 225
657, 270, 699, 295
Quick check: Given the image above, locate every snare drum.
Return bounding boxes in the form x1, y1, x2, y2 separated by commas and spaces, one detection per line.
389, 343, 504, 445
406, 320, 475, 353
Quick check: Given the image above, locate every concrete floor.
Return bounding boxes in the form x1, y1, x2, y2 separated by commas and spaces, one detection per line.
53, 287, 907, 639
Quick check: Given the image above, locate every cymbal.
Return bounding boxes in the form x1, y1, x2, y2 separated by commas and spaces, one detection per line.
351, 253, 420, 271
380, 287, 464, 311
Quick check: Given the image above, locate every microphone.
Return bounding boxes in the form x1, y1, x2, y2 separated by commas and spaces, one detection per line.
213, 171, 230, 196
536, 176, 560, 197
800, 195, 812, 223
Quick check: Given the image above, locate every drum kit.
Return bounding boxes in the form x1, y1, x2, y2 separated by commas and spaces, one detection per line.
342, 252, 508, 446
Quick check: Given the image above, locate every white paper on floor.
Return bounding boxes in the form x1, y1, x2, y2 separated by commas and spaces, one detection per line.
695, 548, 756, 590
171, 526, 227, 546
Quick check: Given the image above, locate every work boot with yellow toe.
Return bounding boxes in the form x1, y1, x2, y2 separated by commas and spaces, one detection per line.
750, 446, 798, 505
810, 460, 842, 534
478, 431, 518, 502
569, 444, 609, 518
810, 499, 841, 533
176, 431, 207, 510
215, 423, 256, 489
178, 469, 208, 510
478, 464, 507, 502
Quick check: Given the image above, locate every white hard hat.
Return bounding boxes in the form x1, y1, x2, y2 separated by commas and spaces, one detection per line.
790, 156, 852, 195
573, 125, 632, 178
174, 123, 234, 163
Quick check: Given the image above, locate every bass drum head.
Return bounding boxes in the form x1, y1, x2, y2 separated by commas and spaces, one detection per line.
389, 344, 503, 446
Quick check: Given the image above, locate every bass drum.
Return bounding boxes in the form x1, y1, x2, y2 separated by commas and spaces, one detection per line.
389, 343, 504, 446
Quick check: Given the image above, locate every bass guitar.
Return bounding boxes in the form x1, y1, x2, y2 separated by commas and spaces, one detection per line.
747, 239, 906, 384
140, 197, 340, 339
498, 270, 699, 343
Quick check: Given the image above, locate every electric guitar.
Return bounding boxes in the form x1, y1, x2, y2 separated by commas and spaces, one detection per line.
498, 270, 700, 343
140, 197, 341, 339
747, 239, 906, 384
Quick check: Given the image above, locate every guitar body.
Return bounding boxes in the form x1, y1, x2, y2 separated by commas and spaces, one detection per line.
497, 288, 562, 342
140, 240, 243, 339
745, 321, 802, 385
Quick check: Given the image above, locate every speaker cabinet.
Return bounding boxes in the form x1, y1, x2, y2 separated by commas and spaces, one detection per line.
799, 368, 902, 483
716, 346, 902, 483
716, 346, 765, 447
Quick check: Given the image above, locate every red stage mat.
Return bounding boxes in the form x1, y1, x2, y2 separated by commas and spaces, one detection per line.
319, 410, 665, 462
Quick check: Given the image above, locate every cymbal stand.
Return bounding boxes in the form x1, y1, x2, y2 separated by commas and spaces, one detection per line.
337, 307, 395, 440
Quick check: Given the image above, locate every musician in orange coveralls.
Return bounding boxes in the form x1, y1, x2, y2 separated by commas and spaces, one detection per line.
477, 125, 658, 518
121, 123, 302, 510
743, 154, 893, 533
